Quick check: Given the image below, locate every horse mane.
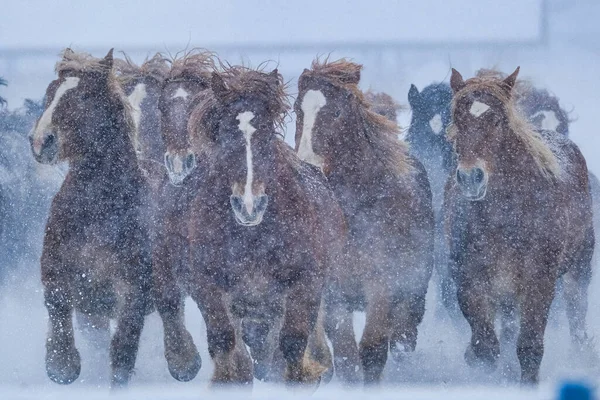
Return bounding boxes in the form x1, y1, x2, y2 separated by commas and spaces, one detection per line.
55, 48, 138, 154
114, 52, 170, 84
166, 49, 216, 84
450, 71, 562, 180
364, 90, 402, 122
304, 58, 412, 176
189, 64, 290, 155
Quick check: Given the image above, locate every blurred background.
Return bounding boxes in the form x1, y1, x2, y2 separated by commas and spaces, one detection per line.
0, 0, 599, 397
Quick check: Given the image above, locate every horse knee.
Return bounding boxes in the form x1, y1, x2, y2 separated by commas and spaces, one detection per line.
207, 327, 236, 358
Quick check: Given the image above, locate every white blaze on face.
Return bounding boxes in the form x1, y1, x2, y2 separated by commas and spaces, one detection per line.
532, 110, 560, 132
298, 89, 326, 169
172, 87, 189, 100
237, 111, 257, 214
429, 114, 443, 134
127, 83, 147, 131
470, 101, 490, 118
31, 77, 80, 154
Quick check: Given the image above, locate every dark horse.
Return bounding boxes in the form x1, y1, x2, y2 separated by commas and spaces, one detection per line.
152, 50, 216, 382
295, 59, 434, 384
405, 82, 460, 321
115, 53, 170, 192
169, 65, 343, 386
29, 49, 153, 387
445, 67, 594, 384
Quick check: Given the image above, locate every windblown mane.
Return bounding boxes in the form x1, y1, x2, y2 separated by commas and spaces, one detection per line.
449, 71, 562, 180
364, 90, 402, 122
303, 58, 412, 176
114, 52, 170, 84
166, 49, 216, 84
189, 64, 290, 154
56, 49, 138, 152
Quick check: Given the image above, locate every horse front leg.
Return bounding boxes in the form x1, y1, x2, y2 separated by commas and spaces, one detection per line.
359, 282, 391, 385
457, 276, 499, 372
42, 254, 81, 385
190, 279, 252, 386
280, 277, 324, 385
153, 230, 201, 382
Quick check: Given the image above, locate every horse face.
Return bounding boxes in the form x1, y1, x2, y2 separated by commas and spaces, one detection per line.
123, 77, 164, 161
30, 51, 114, 164
295, 77, 352, 175
408, 84, 453, 143
159, 80, 206, 185
216, 97, 272, 227
450, 91, 510, 201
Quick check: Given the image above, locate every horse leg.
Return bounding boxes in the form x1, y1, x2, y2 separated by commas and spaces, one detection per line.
359, 284, 391, 385
457, 278, 499, 371
306, 301, 334, 385
517, 277, 555, 385
43, 261, 81, 385
153, 233, 200, 382
191, 283, 253, 386
280, 279, 323, 385
562, 228, 594, 349
324, 298, 361, 384
110, 264, 148, 387
389, 291, 426, 363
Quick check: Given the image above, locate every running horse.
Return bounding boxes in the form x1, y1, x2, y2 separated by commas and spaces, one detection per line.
175, 65, 343, 386
295, 59, 434, 384
445, 68, 594, 384
29, 49, 153, 387
405, 82, 460, 321
152, 50, 216, 382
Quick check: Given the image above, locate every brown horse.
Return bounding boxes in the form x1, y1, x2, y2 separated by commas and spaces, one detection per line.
115, 53, 170, 191
151, 50, 216, 382
28, 49, 153, 387
295, 59, 434, 384
175, 64, 343, 386
445, 67, 594, 384
364, 90, 402, 123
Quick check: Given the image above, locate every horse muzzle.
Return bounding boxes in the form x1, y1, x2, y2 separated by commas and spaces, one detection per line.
230, 193, 268, 226
29, 131, 59, 164
456, 166, 488, 201
164, 150, 196, 186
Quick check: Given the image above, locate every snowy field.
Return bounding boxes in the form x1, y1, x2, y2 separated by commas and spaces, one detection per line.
1, 1, 600, 399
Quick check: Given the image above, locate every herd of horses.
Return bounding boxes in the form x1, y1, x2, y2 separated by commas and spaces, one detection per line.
22, 47, 597, 389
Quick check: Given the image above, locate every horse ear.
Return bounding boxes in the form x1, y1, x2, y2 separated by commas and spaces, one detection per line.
100, 48, 114, 70
408, 84, 420, 108
62, 48, 75, 60
503, 66, 520, 92
269, 69, 280, 84
211, 72, 228, 101
450, 68, 465, 93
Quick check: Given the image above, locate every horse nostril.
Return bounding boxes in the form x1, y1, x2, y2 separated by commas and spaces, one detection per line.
456, 169, 467, 185
473, 168, 485, 185
254, 194, 269, 214
185, 153, 196, 171
164, 153, 172, 170
230, 195, 244, 213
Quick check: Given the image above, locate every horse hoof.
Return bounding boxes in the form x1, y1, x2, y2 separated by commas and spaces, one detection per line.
253, 360, 270, 381
46, 348, 81, 385
390, 341, 413, 364
168, 352, 202, 382
111, 368, 132, 388
464, 344, 498, 372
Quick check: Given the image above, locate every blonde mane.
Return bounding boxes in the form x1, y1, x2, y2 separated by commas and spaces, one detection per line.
114, 52, 170, 84
303, 58, 412, 177
450, 73, 562, 180
56, 49, 139, 154
364, 90, 403, 122
166, 49, 216, 84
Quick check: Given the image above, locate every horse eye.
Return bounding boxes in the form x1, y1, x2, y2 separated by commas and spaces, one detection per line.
334, 109, 341, 118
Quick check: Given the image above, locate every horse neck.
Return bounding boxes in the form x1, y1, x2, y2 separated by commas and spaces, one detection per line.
327, 112, 387, 185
